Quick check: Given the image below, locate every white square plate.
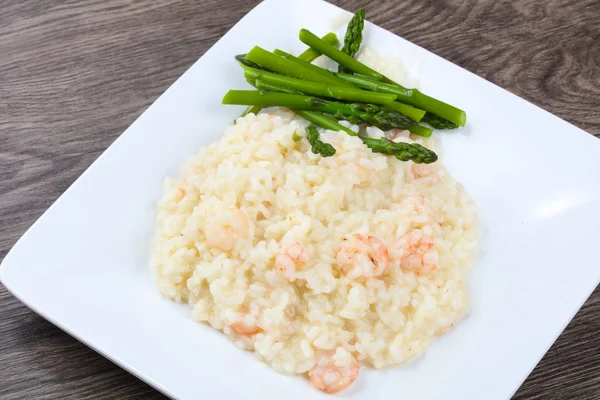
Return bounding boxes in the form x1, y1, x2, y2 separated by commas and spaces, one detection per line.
2, 0, 600, 398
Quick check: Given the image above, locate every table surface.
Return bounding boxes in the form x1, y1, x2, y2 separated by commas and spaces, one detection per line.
1, 0, 599, 398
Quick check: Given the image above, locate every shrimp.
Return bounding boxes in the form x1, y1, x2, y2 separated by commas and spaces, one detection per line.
230, 321, 261, 336
395, 229, 438, 275
205, 209, 250, 251
309, 351, 359, 394
336, 234, 389, 281
275, 242, 308, 281
229, 304, 262, 336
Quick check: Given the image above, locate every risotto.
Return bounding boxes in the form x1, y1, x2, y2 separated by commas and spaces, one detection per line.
150, 108, 478, 393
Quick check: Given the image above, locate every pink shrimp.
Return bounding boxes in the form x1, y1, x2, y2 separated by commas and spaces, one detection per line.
230, 321, 262, 336
309, 351, 359, 394
229, 304, 262, 336
395, 229, 438, 275
205, 209, 250, 251
336, 234, 389, 281
275, 242, 308, 281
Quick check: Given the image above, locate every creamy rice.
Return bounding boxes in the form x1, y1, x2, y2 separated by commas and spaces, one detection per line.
151, 53, 478, 393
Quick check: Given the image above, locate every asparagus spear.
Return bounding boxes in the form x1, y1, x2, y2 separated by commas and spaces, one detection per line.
245, 46, 344, 86
307, 125, 336, 156
238, 44, 353, 120
339, 9, 365, 73
273, 49, 354, 87
360, 136, 438, 163
294, 109, 356, 135
223, 90, 319, 108
384, 101, 426, 122
235, 54, 269, 71
296, 110, 437, 164
245, 52, 426, 123
223, 89, 432, 135
406, 124, 433, 138
234, 55, 272, 118
240, 41, 333, 119
421, 112, 459, 130
254, 79, 299, 94
240, 43, 431, 126
299, 29, 466, 126
298, 33, 339, 62
299, 29, 383, 80
336, 72, 467, 127
300, 29, 405, 86
252, 80, 432, 138
242, 66, 396, 104
333, 103, 416, 131
271, 50, 428, 124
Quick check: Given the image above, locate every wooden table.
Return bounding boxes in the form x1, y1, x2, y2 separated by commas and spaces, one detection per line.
1, 0, 599, 398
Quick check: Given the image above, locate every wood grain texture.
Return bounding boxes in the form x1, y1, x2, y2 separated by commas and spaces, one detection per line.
0, 0, 598, 398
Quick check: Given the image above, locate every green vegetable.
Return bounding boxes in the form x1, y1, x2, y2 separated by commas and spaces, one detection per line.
294, 110, 356, 135
307, 125, 336, 157
273, 49, 353, 87
245, 46, 343, 86
298, 32, 339, 62
299, 29, 383, 80
228, 7, 469, 162
330, 103, 416, 131
421, 112, 459, 130
235, 61, 268, 118
240, 43, 354, 119
223, 90, 313, 108
222, 90, 420, 131
254, 80, 299, 94
250, 81, 432, 137
384, 101, 426, 122
296, 110, 437, 163
242, 66, 395, 104
238, 77, 265, 119
406, 124, 433, 138
336, 72, 466, 127
360, 136, 438, 163
235, 54, 269, 71
339, 9, 365, 73
251, 49, 426, 124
